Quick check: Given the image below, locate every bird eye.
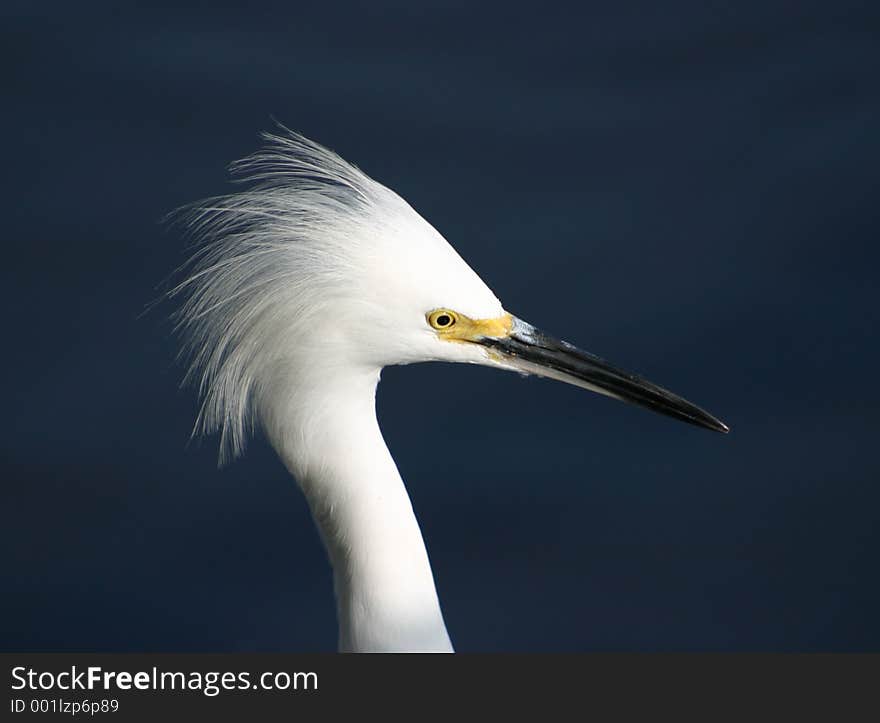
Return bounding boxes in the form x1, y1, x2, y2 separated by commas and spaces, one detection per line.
428, 310, 457, 330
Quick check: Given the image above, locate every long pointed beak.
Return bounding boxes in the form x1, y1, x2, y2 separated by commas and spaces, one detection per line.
480, 316, 729, 434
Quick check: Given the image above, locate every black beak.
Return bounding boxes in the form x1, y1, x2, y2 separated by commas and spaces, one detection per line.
480, 317, 729, 434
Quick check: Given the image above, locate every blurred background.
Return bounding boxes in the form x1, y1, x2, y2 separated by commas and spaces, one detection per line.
2, 0, 878, 651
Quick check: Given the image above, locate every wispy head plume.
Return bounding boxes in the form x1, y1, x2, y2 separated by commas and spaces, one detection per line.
166, 126, 395, 464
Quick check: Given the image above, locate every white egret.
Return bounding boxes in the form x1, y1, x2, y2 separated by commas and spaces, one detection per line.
169, 127, 727, 653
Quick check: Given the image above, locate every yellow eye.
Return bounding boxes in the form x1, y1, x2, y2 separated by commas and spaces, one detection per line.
427, 309, 458, 330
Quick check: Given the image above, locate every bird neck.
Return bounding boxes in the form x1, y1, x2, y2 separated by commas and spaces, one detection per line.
268, 366, 453, 653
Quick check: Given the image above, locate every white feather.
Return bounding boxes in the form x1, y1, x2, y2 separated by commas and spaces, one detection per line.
168, 127, 501, 464
166, 127, 725, 652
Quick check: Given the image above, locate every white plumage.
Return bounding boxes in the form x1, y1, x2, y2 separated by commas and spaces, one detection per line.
170, 129, 501, 463
169, 127, 727, 652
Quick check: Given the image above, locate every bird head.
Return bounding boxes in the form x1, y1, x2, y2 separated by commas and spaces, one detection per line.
170, 128, 726, 462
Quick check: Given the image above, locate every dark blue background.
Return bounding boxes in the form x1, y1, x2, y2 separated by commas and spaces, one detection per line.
3, 1, 878, 651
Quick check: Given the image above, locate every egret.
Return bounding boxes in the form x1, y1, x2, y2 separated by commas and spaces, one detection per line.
169, 127, 728, 653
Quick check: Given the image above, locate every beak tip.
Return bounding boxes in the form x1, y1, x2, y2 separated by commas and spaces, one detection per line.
707, 417, 730, 434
